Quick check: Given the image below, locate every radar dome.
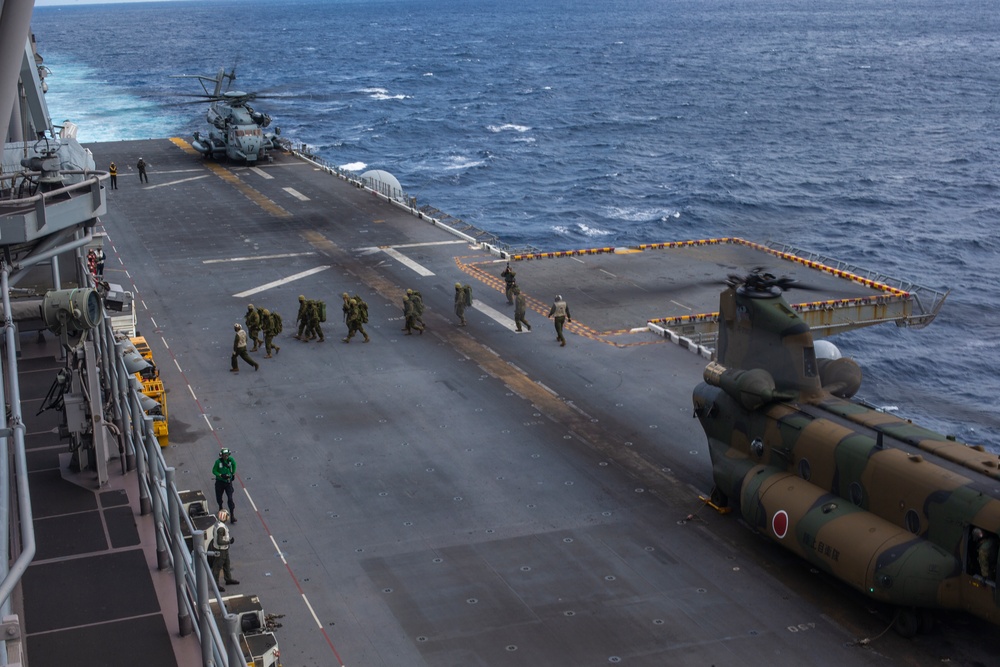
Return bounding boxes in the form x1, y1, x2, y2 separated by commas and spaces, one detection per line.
814, 339, 842, 360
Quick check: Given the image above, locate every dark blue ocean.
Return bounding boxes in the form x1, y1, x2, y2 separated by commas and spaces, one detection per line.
31, 0, 1000, 448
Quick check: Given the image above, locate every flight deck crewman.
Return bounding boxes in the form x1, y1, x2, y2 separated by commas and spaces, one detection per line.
230, 323, 259, 372
211, 509, 239, 591
514, 286, 531, 332
501, 263, 517, 305
109, 162, 118, 189
213, 448, 238, 523
136, 157, 149, 184
547, 294, 571, 347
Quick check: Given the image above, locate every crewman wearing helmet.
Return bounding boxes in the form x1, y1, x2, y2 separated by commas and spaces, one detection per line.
230, 323, 259, 373
212, 448, 238, 523
547, 294, 571, 347
342, 298, 370, 343
295, 295, 309, 339
211, 509, 239, 591
261, 308, 281, 358
245, 303, 263, 351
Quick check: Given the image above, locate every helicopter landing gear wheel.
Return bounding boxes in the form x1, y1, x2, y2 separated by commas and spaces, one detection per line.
919, 609, 935, 634
710, 486, 729, 509
893, 607, 921, 638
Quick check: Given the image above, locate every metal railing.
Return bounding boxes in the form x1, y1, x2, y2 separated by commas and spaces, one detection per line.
763, 240, 950, 327
0, 258, 247, 666
102, 308, 252, 666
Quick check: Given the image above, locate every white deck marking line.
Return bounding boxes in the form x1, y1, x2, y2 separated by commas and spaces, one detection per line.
243, 487, 260, 513
142, 174, 210, 189
600, 269, 617, 277
269, 535, 288, 565
250, 167, 273, 180
233, 265, 331, 298
173, 359, 182, 373
388, 240, 469, 249
283, 187, 310, 201
202, 414, 214, 431
204, 252, 317, 264
301, 593, 323, 629
473, 301, 519, 331
669, 300, 693, 311
148, 315, 156, 327
188, 385, 198, 402
381, 247, 434, 276
160, 337, 170, 350
356, 240, 468, 252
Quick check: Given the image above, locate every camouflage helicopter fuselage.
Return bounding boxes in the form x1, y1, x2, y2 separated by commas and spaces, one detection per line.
692, 282, 1000, 634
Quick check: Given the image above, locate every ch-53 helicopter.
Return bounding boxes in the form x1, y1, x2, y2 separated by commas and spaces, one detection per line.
692, 270, 1000, 637
173, 67, 280, 164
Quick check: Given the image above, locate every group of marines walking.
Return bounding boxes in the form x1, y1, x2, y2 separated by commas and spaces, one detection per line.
230, 262, 572, 371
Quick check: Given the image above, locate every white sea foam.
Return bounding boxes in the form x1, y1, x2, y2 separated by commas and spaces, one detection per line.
487, 123, 531, 133
550, 223, 612, 238
340, 162, 367, 173
442, 155, 485, 171
602, 206, 680, 223
577, 223, 613, 238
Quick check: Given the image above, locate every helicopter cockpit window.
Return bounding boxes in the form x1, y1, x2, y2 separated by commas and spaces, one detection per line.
803, 346, 818, 378
968, 526, 999, 583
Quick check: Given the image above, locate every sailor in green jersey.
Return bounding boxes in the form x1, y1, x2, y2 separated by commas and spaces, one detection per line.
213, 448, 238, 523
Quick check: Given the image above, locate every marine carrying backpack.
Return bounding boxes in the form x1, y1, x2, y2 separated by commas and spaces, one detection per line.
273, 312, 283, 333
356, 296, 369, 323
463, 285, 472, 307
317, 301, 327, 322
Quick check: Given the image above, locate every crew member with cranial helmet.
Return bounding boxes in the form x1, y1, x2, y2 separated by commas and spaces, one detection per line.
211, 509, 239, 591
547, 294, 571, 347
230, 322, 259, 373
213, 448, 238, 523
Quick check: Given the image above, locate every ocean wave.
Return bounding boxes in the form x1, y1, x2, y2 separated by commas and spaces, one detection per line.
487, 123, 531, 133
550, 221, 615, 239
29, 0, 1000, 448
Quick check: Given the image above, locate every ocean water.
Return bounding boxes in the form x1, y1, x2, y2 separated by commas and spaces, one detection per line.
30, 0, 1000, 448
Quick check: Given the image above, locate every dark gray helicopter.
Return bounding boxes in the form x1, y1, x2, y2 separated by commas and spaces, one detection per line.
174, 67, 280, 164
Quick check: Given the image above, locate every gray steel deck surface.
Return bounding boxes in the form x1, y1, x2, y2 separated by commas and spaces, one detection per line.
34, 138, 995, 666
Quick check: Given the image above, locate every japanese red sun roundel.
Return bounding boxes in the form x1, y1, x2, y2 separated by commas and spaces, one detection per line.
772, 510, 789, 539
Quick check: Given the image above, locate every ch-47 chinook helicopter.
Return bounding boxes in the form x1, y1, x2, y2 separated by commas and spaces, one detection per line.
692, 270, 1000, 637
173, 67, 280, 164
